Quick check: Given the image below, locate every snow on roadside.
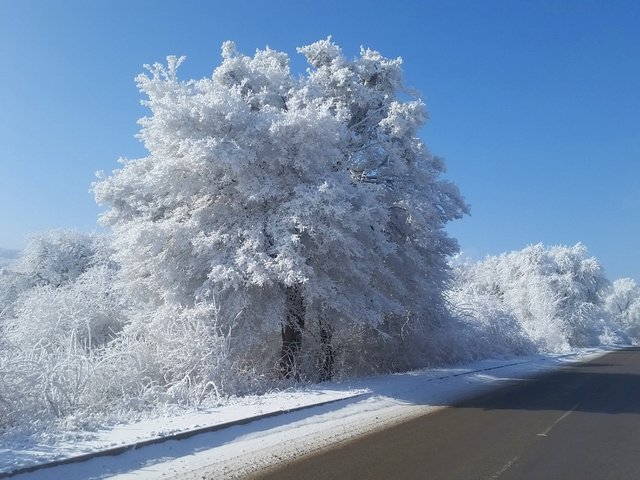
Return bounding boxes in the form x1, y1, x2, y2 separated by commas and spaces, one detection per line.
0, 388, 364, 477
2, 347, 613, 480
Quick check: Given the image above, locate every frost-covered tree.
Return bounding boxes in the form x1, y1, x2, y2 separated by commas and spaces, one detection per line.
16, 230, 112, 288
603, 278, 640, 339
93, 39, 467, 379
7, 265, 126, 349
0, 230, 114, 323
1, 230, 123, 347
450, 244, 615, 351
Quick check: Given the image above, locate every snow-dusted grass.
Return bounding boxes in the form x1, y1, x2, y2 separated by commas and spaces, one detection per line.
1, 347, 612, 479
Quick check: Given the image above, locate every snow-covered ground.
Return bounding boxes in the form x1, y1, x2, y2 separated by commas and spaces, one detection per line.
0, 347, 613, 480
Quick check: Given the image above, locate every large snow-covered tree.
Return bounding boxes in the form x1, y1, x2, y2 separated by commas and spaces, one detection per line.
93, 39, 467, 379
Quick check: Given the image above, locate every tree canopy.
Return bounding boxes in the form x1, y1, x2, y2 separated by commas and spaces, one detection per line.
93, 38, 468, 378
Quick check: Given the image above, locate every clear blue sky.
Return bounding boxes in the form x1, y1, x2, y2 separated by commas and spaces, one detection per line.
1, 0, 638, 281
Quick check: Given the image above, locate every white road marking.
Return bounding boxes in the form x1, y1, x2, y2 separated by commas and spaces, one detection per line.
489, 455, 520, 480
536, 403, 579, 437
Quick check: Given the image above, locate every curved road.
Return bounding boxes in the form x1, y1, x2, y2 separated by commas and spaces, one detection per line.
251, 347, 640, 480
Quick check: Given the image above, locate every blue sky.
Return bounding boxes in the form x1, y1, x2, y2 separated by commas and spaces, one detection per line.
1, 0, 638, 280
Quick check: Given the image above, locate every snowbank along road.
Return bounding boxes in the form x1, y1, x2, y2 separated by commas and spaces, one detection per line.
252, 347, 640, 480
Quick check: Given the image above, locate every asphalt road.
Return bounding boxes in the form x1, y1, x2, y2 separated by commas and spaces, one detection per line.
251, 347, 640, 480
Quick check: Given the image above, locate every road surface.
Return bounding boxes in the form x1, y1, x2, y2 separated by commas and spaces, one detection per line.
251, 347, 640, 480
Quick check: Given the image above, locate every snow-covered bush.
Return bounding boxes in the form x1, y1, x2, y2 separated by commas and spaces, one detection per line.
4, 265, 126, 350
0, 231, 130, 432
447, 288, 536, 359
0, 300, 234, 433
603, 278, 640, 340
449, 244, 620, 353
16, 230, 112, 288
114, 301, 252, 404
2, 231, 122, 348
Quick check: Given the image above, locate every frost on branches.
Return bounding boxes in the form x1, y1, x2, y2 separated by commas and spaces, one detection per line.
0, 231, 128, 429
449, 243, 625, 353
603, 278, 640, 339
93, 39, 468, 381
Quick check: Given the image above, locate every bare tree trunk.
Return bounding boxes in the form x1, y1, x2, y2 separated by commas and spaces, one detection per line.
318, 318, 334, 382
280, 284, 305, 380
